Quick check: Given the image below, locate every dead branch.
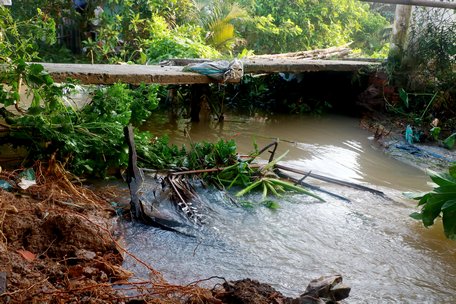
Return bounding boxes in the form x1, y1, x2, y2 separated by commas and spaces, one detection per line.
275, 164, 386, 197
246, 45, 352, 60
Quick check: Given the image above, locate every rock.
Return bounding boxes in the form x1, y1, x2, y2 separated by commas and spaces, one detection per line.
215, 278, 287, 304
0, 272, 6, 294
75, 249, 97, 261
82, 266, 97, 277
300, 274, 350, 302
212, 276, 351, 304
329, 282, 351, 301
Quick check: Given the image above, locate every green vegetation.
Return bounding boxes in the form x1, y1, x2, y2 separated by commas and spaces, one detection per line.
2, 1, 454, 218
237, 0, 389, 56
6, 0, 388, 63
407, 164, 456, 240
0, 5, 322, 209
386, 6, 455, 140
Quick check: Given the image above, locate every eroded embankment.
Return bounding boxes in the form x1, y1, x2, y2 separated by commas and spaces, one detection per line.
0, 165, 346, 304
0, 165, 133, 303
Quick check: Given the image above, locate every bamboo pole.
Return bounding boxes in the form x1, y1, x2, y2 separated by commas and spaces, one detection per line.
360, 0, 456, 9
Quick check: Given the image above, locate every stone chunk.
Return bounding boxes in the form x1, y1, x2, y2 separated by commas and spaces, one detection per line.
0, 272, 7, 294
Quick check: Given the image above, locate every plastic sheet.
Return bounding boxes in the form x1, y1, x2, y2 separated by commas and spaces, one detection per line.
183, 59, 243, 82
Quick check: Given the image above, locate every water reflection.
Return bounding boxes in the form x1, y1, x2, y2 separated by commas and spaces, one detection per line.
125, 113, 456, 303
294, 144, 363, 182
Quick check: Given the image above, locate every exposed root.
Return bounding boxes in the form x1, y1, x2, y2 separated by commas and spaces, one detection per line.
0, 165, 222, 303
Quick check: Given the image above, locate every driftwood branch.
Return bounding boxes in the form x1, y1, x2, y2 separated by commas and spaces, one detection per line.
256, 140, 279, 163
246, 45, 352, 60
275, 164, 386, 197
277, 170, 351, 202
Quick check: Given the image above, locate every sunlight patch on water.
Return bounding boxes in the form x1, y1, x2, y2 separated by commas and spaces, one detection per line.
294, 143, 363, 182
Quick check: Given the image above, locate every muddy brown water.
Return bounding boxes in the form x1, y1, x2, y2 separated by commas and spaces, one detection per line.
123, 113, 456, 303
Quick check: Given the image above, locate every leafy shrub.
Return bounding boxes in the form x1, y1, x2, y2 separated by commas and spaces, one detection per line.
82, 3, 220, 63
0, 6, 56, 62
407, 164, 456, 240
144, 17, 220, 63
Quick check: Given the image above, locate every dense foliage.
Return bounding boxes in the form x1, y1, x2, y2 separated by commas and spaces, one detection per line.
237, 0, 389, 55
6, 0, 388, 62
407, 164, 456, 240
385, 6, 455, 138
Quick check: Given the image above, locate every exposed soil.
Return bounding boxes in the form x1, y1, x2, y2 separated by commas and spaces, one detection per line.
0, 164, 343, 304
0, 165, 132, 303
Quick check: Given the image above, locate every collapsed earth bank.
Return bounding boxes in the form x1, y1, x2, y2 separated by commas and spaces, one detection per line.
0, 166, 349, 303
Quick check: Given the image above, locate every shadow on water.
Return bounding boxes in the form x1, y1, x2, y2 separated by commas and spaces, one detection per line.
125, 113, 456, 303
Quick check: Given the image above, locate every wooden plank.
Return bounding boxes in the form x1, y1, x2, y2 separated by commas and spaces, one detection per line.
40, 59, 379, 85
360, 0, 456, 9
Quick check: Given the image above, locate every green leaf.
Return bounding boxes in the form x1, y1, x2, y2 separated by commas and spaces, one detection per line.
403, 191, 427, 200
239, 201, 254, 208
418, 193, 432, 206
409, 212, 423, 220
2, 96, 16, 107
443, 133, 456, 150
31, 89, 42, 108
429, 171, 456, 187
265, 180, 281, 197
430, 127, 441, 141
262, 200, 280, 210
29, 63, 44, 74
421, 194, 452, 226
261, 150, 288, 172
434, 185, 456, 195
236, 179, 263, 197
399, 88, 409, 108
266, 178, 325, 201
450, 165, 456, 179
441, 200, 456, 211
442, 209, 456, 240
262, 182, 268, 198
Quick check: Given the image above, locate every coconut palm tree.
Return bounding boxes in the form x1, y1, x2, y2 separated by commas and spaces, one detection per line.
195, 0, 248, 53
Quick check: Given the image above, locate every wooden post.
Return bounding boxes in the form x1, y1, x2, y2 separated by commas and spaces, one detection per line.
190, 84, 210, 122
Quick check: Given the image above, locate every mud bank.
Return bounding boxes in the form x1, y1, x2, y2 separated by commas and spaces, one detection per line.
0, 166, 348, 304
0, 167, 129, 303
360, 114, 456, 172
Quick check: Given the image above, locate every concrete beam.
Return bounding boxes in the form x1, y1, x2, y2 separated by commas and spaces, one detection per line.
39, 59, 380, 85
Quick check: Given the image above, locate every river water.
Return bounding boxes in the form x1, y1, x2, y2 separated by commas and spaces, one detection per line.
123, 113, 456, 303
